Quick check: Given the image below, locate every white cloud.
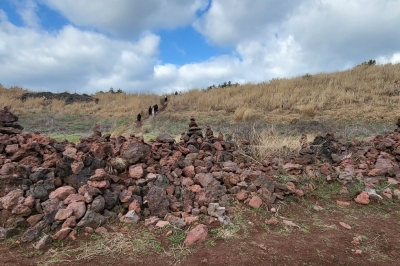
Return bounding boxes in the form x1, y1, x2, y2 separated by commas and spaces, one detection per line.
195, 0, 400, 75
39, 0, 209, 38
0, 16, 160, 93
194, 0, 300, 46
13, 0, 40, 28
2, 0, 400, 96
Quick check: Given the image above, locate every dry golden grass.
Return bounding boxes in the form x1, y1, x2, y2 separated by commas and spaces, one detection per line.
168, 63, 400, 123
1, 62, 399, 124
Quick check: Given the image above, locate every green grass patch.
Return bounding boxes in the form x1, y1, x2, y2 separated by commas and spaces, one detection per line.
50, 133, 83, 143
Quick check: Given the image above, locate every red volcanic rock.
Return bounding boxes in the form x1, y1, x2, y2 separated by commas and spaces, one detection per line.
354, 191, 370, 205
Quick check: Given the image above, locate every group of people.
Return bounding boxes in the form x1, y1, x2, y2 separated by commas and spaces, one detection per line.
148, 104, 159, 117
136, 95, 169, 123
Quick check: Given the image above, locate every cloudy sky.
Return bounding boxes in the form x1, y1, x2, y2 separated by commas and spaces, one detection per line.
0, 0, 399, 94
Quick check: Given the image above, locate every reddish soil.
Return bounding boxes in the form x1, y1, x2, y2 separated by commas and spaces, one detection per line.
1, 194, 399, 266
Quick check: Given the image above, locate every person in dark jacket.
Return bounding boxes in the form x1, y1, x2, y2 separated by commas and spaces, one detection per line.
137, 113, 141, 122
148, 106, 152, 116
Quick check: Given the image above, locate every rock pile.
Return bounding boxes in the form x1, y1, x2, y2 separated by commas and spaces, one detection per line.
1, 109, 400, 248
0, 107, 23, 135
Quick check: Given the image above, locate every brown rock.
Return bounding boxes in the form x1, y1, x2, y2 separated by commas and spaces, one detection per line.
393, 189, 400, 199
12, 204, 31, 216
295, 189, 304, 197
286, 182, 296, 193
87, 180, 110, 188
63, 194, 86, 205
53, 228, 72, 241
95, 227, 108, 234
63, 147, 77, 159
129, 165, 143, 179
339, 187, 349, 194
265, 217, 279, 225
23, 195, 36, 208
89, 168, 109, 181
155, 220, 170, 228
5, 144, 19, 154
182, 177, 194, 187
248, 196, 262, 208
62, 216, 77, 229
144, 216, 160, 226
354, 191, 370, 205
183, 165, 195, 178
320, 163, 331, 175
184, 216, 199, 225
336, 200, 351, 207
27, 214, 45, 226
184, 224, 208, 247
0, 189, 24, 210
85, 227, 94, 233
339, 222, 352, 229
55, 209, 73, 220
128, 200, 141, 214
119, 189, 133, 203
236, 191, 248, 201
71, 161, 84, 175
68, 230, 77, 240
67, 201, 86, 219
49, 186, 77, 201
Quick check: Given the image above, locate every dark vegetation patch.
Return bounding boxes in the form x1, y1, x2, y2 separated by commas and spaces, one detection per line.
20, 92, 99, 105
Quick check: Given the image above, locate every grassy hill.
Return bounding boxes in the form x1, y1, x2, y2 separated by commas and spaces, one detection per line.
1, 62, 398, 157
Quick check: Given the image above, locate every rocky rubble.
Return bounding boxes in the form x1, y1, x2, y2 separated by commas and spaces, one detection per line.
1, 109, 400, 248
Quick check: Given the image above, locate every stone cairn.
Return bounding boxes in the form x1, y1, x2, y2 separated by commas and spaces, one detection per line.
1, 111, 400, 248
0, 107, 23, 135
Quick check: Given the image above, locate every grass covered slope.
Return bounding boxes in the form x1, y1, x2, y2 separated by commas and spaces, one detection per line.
0, 62, 399, 144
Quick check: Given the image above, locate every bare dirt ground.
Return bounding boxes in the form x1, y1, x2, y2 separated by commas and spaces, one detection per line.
1, 181, 399, 266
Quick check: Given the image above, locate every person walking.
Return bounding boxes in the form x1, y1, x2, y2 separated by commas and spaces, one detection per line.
137, 113, 141, 122
148, 106, 152, 116
164, 95, 168, 103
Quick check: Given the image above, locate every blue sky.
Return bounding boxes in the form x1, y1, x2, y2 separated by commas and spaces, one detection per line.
0, 0, 400, 95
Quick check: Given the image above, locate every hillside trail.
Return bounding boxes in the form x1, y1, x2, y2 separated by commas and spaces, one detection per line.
114, 102, 168, 136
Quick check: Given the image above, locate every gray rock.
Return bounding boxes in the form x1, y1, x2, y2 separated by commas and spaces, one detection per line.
21, 221, 45, 242
146, 186, 170, 218
34, 235, 53, 250
120, 210, 140, 224
29, 184, 48, 200
169, 217, 186, 229
122, 142, 151, 164
43, 210, 58, 224
76, 210, 107, 228
156, 133, 175, 143
204, 184, 227, 205
207, 203, 226, 218
91, 195, 105, 213
65, 168, 91, 189
0, 227, 20, 239
218, 215, 233, 226
104, 189, 119, 210
153, 174, 170, 189
41, 198, 64, 213
194, 173, 214, 188
103, 210, 119, 223
29, 171, 45, 183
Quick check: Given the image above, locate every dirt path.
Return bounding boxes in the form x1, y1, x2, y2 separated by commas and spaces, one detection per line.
114, 103, 168, 136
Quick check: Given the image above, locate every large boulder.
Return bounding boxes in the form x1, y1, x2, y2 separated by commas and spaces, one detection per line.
122, 142, 151, 164
146, 186, 170, 218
